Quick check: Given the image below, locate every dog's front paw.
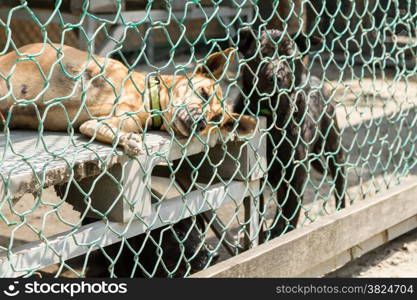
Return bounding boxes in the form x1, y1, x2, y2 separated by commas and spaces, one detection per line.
120, 133, 142, 156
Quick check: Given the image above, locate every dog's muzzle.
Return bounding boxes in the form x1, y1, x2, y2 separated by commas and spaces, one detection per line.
177, 107, 207, 135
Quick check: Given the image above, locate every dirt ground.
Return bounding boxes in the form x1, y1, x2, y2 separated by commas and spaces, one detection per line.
327, 228, 417, 277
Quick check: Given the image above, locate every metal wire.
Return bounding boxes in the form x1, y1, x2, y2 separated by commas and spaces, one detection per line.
0, 0, 416, 278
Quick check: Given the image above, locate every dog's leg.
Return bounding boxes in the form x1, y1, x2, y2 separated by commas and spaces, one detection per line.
314, 105, 347, 209
310, 133, 347, 210
325, 124, 347, 209
79, 117, 142, 156
269, 147, 307, 239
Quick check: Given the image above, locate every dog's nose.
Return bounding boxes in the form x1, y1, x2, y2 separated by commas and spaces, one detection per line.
195, 119, 207, 132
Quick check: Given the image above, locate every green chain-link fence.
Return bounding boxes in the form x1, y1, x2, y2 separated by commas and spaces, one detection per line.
0, 0, 416, 278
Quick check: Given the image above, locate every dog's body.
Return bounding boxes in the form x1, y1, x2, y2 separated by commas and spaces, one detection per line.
235, 30, 346, 238
0, 43, 254, 155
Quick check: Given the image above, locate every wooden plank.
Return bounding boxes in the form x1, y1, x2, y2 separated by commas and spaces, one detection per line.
71, 0, 123, 14
78, 16, 96, 51
0, 8, 79, 24
202, 211, 243, 256
387, 215, 417, 241
191, 179, 417, 277
300, 250, 351, 277
300, 215, 417, 277
95, 7, 253, 24
243, 181, 261, 249
257, 0, 304, 32
0, 180, 256, 277
63, 158, 153, 222
171, 117, 267, 185
96, 25, 126, 56
0, 128, 256, 200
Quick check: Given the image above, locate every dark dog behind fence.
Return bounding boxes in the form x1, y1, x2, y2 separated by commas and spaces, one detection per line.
233, 29, 347, 239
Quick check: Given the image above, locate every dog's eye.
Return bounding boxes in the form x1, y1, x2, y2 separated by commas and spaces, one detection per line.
211, 114, 222, 123
200, 88, 210, 101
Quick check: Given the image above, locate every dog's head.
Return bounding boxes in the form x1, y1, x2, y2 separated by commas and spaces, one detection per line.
237, 29, 323, 93
160, 48, 256, 137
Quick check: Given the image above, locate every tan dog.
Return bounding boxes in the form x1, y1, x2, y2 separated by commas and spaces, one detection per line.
0, 43, 255, 155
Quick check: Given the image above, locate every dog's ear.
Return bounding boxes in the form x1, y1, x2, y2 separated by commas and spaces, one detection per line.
197, 47, 236, 80
237, 28, 257, 56
222, 113, 256, 136
292, 33, 323, 55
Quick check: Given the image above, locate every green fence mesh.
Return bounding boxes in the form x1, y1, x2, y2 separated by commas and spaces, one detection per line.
0, 0, 416, 278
